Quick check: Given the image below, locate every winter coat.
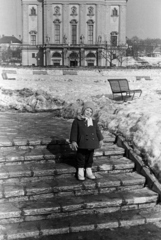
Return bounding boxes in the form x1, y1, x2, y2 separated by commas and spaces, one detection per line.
70, 117, 104, 149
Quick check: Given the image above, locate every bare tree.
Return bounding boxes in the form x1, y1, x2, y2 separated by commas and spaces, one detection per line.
100, 42, 114, 67
100, 42, 127, 67
115, 44, 127, 66
1, 47, 12, 63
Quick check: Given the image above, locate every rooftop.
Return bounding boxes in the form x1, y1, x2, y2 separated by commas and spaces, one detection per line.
0, 36, 22, 44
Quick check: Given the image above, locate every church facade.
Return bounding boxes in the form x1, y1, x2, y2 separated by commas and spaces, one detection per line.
21, 0, 128, 67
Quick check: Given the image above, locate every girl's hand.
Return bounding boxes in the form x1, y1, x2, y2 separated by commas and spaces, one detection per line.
99, 140, 104, 148
71, 141, 78, 151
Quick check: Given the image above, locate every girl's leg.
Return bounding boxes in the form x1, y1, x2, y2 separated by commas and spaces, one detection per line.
77, 149, 86, 168
77, 149, 86, 181
85, 149, 94, 168
85, 150, 95, 180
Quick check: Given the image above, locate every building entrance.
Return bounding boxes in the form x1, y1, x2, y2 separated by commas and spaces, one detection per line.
69, 52, 78, 67
70, 60, 78, 67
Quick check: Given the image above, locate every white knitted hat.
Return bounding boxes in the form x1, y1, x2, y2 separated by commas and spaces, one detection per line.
82, 101, 95, 115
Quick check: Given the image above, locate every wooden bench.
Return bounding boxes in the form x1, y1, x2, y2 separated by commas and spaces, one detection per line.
108, 78, 142, 101
33, 70, 48, 75
63, 70, 77, 75
136, 76, 152, 81
2, 70, 17, 74
1, 70, 17, 80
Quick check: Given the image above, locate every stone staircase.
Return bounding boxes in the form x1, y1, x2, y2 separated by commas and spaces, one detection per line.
0, 129, 160, 239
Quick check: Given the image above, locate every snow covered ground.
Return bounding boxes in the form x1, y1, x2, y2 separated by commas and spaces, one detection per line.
141, 57, 161, 66
0, 67, 161, 182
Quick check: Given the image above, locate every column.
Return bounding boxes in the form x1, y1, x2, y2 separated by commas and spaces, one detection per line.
96, 4, 103, 43
22, 3, 29, 66
44, 4, 48, 43
46, 48, 50, 65
98, 48, 102, 66
63, 48, 68, 66
96, 49, 99, 66
46, 4, 52, 42
62, 4, 69, 43
119, 5, 126, 44
79, 5, 86, 43
105, 5, 110, 43
80, 47, 85, 66
96, 5, 99, 43
62, 49, 64, 66
37, 3, 42, 44
22, 4, 28, 44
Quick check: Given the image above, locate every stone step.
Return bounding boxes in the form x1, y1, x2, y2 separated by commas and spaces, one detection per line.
0, 204, 160, 239
11, 222, 161, 240
0, 144, 124, 165
0, 172, 146, 201
93, 156, 134, 173
0, 156, 135, 183
0, 156, 134, 182
0, 132, 116, 149
0, 187, 158, 224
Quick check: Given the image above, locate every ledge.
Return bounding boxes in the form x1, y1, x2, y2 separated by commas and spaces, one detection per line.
115, 134, 161, 202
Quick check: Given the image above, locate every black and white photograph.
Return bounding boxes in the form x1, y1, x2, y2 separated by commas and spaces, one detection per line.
0, 0, 161, 239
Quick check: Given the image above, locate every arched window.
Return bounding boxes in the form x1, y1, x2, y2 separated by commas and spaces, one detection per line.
52, 52, 61, 66
69, 52, 78, 59
86, 52, 95, 66
54, 19, 61, 44
70, 20, 77, 44
29, 30, 37, 45
86, 52, 95, 58
87, 20, 94, 44
111, 31, 118, 47
52, 52, 61, 58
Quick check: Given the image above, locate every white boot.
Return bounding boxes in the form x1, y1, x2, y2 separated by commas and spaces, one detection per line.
78, 168, 85, 181
86, 168, 95, 180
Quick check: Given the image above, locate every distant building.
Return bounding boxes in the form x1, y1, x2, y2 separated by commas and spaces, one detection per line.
21, 0, 128, 67
0, 35, 22, 50
152, 46, 161, 57
0, 36, 22, 65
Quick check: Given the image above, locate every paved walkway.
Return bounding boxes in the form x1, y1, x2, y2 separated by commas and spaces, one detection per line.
0, 112, 72, 143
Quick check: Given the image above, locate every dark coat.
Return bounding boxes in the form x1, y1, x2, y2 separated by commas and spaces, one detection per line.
70, 118, 104, 149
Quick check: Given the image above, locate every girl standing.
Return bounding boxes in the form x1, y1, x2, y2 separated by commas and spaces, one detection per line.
70, 101, 104, 181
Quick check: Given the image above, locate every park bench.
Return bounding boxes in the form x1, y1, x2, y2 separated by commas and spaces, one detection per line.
1, 72, 8, 80
108, 78, 142, 101
2, 70, 17, 74
33, 70, 48, 75
63, 70, 77, 75
136, 76, 152, 81
1, 70, 17, 80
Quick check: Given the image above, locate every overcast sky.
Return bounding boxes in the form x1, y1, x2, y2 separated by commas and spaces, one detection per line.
127, 0, 161, 39
0, 0, 161, 39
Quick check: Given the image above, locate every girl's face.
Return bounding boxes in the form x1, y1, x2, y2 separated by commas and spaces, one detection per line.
84, 108, 93, 118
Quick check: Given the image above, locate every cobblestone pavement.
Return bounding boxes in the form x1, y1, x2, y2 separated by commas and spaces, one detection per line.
0, 112, 72, 143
